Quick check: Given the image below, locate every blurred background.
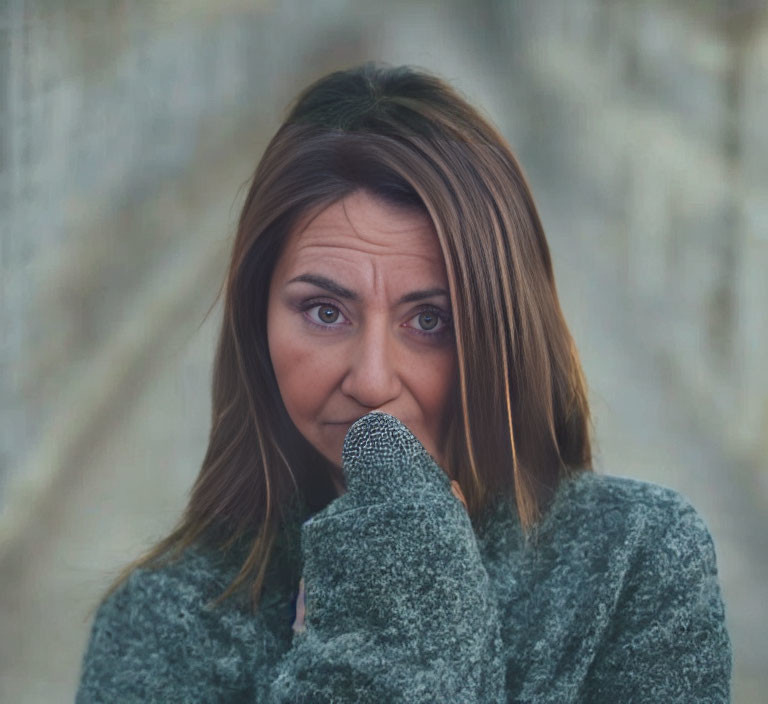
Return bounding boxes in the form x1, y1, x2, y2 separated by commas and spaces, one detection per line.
1, 0, 766, 701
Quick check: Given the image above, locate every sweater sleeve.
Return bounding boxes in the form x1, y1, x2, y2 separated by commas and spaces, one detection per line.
263, 411, 506, 703
581, 495, 732, 702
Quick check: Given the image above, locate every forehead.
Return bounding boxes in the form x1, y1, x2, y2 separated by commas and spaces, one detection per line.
283, 191, 443, 266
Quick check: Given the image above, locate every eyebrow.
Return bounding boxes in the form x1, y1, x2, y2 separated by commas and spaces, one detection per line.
286, 273, 449, 305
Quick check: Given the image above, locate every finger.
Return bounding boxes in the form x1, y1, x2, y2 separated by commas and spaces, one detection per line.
451, 480, 468, 510
292, 577, 306, 633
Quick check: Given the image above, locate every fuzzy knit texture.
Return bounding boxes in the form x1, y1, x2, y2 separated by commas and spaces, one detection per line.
76, 411, 732, 702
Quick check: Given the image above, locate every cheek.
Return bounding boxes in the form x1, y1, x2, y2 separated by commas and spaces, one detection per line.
409, 348, 457, 424
267, 311, 335, 420
397, 347, 456, 466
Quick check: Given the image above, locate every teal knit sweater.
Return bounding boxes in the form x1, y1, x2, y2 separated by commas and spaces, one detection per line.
76, 411, 732, 702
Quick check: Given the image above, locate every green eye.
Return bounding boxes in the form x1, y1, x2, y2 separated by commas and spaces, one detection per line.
409, 307, 452, 339
417, 311, 439, 330
301, 300, 452, 340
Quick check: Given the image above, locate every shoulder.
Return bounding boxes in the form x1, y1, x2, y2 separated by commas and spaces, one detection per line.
477, 472, 715, 563
558, 476, 733, 699
553, 471, 713, 540
554, 471, 701, 519
93, 543, 250, 635
539, 472, 721, 576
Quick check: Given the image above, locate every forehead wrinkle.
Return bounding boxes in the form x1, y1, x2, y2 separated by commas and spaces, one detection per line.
285, 251, 449, 306
294, 224, 435, 256
283, 194, 448, 288
292, 199, 438, 256
292, 241, 442, 265
341, 194, 435, 245
341, 193, 386, 247
370, 257, 382, 299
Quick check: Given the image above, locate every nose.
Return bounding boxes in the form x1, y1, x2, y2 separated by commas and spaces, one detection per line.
339, 317, 402, 409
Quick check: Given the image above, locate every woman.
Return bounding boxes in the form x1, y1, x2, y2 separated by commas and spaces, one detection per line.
76, 62, 732, 702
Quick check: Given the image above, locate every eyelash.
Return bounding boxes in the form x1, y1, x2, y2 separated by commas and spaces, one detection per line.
299, 299, 453, 339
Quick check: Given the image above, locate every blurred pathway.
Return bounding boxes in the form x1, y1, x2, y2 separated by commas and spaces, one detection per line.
0, 5, 765, 702
0, 133, 250, 703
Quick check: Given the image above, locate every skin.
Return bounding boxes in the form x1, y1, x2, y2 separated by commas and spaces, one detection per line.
266, 189, 460, 491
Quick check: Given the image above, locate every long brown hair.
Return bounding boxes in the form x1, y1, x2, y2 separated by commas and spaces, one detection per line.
103, 62, 591, 612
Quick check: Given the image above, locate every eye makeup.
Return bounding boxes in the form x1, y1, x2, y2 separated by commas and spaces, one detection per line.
297, 298, 453, 340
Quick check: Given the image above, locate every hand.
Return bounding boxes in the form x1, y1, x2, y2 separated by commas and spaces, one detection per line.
293, 476, 468, 634
273, 413, 504, 703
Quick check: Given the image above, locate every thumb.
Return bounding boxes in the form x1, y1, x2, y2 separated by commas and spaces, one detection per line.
451, 480, 468, 510
341, 411, 451, 503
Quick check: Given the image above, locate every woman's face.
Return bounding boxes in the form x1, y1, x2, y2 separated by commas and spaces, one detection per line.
267, 190, 457, 479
